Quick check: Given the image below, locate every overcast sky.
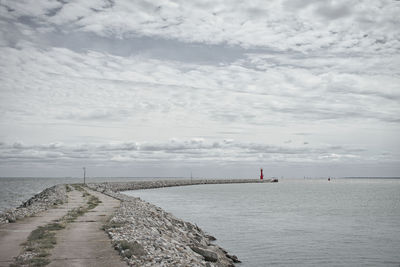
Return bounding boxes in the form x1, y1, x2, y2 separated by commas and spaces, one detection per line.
0, 0, 399, 178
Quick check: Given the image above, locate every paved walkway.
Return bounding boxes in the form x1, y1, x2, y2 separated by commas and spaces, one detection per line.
0, 187, 127, 267
48, 189, 127, 267
0, 189, 85, 267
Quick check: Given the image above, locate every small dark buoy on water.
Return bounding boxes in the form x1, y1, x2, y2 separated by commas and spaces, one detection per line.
328, 177, 331, 181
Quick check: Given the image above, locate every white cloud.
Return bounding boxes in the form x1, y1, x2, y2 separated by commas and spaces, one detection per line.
1, 44, 398, 130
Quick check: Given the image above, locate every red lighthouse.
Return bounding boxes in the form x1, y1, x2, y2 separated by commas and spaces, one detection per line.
260, 168, 263, 180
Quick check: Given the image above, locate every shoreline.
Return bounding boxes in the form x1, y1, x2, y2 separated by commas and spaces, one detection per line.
1, 179, 277, 266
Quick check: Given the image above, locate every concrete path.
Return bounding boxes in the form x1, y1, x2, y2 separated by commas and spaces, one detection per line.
48, 189, 127, 267
0, 189, 86, 267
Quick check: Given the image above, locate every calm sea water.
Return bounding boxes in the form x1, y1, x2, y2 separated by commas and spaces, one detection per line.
124, 179, 400, 266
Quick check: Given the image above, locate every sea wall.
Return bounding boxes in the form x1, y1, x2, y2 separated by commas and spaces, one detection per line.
88, 178, 276, 193
87, 179, 277, 266
0, 184, 67, 225
98, 190, 239, 266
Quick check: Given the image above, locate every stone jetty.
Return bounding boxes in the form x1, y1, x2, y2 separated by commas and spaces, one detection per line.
88, 178, 276, 193
0, 178, 277, 266
0, 185, 67, 225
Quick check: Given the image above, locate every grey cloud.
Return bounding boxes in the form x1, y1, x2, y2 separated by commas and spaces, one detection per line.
315, 3, 351, 20
1, 6, 246, 65
40, 31, 247, 65
328, 146, 366, 153
283, 0, 319, 10
2, 0, 399, 54
0, 139, 371, 167
56, 109, 129, 121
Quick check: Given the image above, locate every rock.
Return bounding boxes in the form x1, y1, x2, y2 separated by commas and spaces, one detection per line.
130, 241, 146, 257
6, 214, 16, 223
190, 246, 218, 262
227, 254, 241, 263
206, 234, 217, 241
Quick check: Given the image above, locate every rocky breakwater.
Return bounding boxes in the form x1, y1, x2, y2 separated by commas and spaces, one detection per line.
88, 179, 276, 266
0, 184, 67, 225
89, 178, 276, 193
103, 192, 239, 266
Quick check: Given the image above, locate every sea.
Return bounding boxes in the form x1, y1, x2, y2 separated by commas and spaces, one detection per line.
123, 178, 400, 266
1, 177, 399, 266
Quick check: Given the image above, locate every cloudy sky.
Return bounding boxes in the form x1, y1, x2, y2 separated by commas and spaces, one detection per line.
0, 0, 399, 178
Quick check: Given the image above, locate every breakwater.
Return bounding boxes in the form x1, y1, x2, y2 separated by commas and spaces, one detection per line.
87, 178, 277, 193
87, 178, 277, 266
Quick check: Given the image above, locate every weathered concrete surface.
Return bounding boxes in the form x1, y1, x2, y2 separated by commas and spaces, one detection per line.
48, 189, 127, 267
0, 190, 85, 267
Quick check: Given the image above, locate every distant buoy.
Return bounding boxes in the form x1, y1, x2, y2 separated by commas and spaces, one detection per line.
328, 177, 331, 181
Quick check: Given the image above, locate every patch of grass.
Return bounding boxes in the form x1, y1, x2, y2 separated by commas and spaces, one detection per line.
65, 185, 72, 192
27, 223, 64, 247
117, 240, 146, 259
14, 223, 65, 266
64, 207, 86, 223
124, 249, 133, 259
87, 195, 101, 210
11, 257, 50, 267
71, 184, 85, 192
45, 223, 65, 231
119, 240, 131, 250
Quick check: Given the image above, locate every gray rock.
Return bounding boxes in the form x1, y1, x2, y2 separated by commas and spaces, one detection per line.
206, 234, 217, 241
130, 241, 146, 257
227, 254, 241, 263
190, 246, 218, 262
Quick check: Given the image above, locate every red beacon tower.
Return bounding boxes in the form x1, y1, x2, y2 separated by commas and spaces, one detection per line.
260, 168, 264, 180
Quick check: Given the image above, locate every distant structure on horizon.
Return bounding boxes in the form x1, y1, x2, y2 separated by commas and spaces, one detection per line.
260, 168, 263, 180
83, 167, 86, 184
